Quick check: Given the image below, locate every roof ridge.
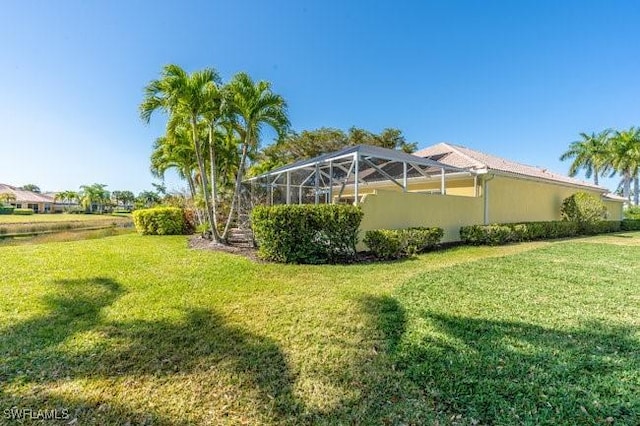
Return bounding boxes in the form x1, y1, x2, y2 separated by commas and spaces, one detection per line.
437, 142, 486, 169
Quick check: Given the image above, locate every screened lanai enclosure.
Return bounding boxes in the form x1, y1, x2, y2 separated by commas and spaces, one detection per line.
244, 144, 475, 206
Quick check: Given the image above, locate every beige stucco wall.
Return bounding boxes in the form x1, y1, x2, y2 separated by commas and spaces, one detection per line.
485, 175, 624, 223
358, 189, 484, 245
356, 175, 625, 250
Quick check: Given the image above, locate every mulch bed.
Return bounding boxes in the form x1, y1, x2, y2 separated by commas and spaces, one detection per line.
188, 236, 263, 262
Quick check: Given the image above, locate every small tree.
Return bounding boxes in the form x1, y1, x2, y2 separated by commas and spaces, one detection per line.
561, 192, 606, 232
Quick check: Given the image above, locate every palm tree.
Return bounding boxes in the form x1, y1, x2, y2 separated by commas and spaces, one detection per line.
140, 64, 220, 240
80, 184, 109, 213
609, 127, 640, 205
560, 130, 612, 186
0, 192, 16, 205
222, 72, 290, 239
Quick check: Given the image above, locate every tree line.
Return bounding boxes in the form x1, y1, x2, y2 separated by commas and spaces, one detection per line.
560, 127, 640, 205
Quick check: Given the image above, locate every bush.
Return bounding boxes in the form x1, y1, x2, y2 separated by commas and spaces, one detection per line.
624, 206, 640, 220
132, 207, 187, 235
459, 218, 624, 246
251, 204, 363, 264
0, 206, 15, 215
363, 230, 405, 260
364, 227, 444, 259
459, 224, 513, 245
561, 192, 606, 231
621, 219, 640, 231
13, 208, 34, 215
404, 227, 445, 255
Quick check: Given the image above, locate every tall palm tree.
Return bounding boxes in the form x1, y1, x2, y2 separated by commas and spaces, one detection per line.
140, 64, 220, 240
560, 130, 611, 186
222, 72, 290, 239
609, 127, 640, 205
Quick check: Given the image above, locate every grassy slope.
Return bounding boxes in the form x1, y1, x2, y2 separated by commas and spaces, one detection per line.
0, 234, 638, 425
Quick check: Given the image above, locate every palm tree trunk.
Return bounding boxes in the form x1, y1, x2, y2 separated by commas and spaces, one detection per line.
190, 116, 219, 242
186, 172, 204, 226
593, 169, 599, 186
634, 173, 639, 206
222, 129, 250, 240
208, 125, 220, 232
623, 171, 631, 205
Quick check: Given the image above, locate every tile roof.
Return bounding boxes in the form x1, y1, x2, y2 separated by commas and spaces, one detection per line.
413, 143, 606, 192
0, 183, 56, 203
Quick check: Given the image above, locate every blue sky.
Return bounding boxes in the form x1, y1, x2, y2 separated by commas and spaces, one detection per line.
1, 0, 639, 194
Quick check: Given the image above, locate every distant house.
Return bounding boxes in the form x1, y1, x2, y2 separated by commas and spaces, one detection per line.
0, 184, 60, 213
247, 143, 625, 243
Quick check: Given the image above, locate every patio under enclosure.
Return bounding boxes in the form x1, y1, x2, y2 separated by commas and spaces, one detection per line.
245, 145, 475, 206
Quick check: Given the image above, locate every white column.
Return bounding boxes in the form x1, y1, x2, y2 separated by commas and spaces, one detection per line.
286, 171, 291, 205
403, 162, 408, 191
440, 168, 446, 195
354, 153, 360, 205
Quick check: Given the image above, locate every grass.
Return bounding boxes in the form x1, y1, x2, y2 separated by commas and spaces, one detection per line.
0, 233, 638, 425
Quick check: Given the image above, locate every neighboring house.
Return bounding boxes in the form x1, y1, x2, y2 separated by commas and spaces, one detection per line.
0, 184, 57, 213
248, 143, 625, 243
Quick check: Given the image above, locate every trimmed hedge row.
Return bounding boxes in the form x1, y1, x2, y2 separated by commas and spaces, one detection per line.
0, 206, 14, 215
132, 207, 190, 235
621, 219, 640, 231
460, 220, 622, 246
251, 204, 363, 264
14, 208, 34, 215
364, 227, 444, 260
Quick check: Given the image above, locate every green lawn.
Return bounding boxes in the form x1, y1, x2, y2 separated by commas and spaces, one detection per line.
0, 233, 638, 425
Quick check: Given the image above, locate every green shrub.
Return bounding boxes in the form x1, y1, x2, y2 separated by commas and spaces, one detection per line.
459, 224, 513, 245
621, 219, 640, 231
251, 204, 363, 264
364, 227, 444, 259
583, 220, 621, 235
0, 206, 15, 215
624, 206, 640, 220
13, 208, 34, 215
363, 230, 405, 260
132, 207, 186, 235
404, 227, 444, 254
561, 192, 606, 231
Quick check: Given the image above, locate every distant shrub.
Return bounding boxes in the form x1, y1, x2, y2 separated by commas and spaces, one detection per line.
13, 208, 34, 215
251, 204, 363, 264
0, 206, 15, 215
561, 192, 606, 231
459, 218, 622, 246
624, 206, 640, 220
621, 219, 640, 231
132, 207, 186, 235
364, 227, 444, 259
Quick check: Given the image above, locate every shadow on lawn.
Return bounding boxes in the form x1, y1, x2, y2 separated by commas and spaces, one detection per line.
0, 277, 303, 424
396, 311, 640, 425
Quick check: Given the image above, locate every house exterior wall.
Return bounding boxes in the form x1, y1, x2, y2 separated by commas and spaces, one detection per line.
338, 177, 479, 199
486, 175, 623, 223
356, 175, 624, 250
358, 189, 484, 245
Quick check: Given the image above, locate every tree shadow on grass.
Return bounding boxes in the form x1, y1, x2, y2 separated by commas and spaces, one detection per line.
396, 311, 640, 425
0, 278, 303, 424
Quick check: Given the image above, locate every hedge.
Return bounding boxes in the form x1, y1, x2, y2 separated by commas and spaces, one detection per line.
0, 206, 14, 215
364, 227, 444, 259
14, 208, 34, 215
251, 204, 363, 264
460, 220, 622, 245
132, 207, 189, 235
621, 219, 640, 231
